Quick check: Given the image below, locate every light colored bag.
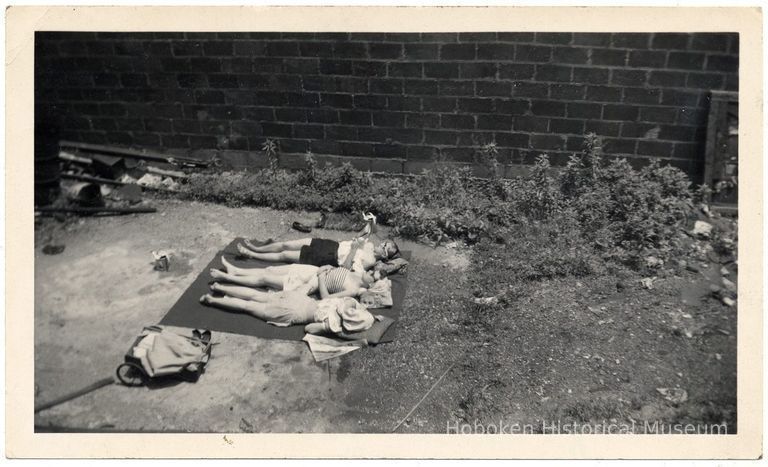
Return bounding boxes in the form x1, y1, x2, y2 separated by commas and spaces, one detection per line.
130, 327, 211, 378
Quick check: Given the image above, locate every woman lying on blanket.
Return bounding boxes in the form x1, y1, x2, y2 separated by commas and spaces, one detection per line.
235, 236, 400, 273
209, 257, 379, 305
200, 264, 377, 334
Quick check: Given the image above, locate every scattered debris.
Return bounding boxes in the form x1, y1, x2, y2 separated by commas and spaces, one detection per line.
720, 266, 730, 276
152, 250, 171, 271
42, 244, 65, 255
65, 182, 104, 207
721, 297, 736, 307
691, 221, 713, 239
640, 277, 657, 289
137, 173, 164, 189
644, 256, 664, 268
721, 277, 736, 293
473, 296, 499, 305
656, 387, 688, 404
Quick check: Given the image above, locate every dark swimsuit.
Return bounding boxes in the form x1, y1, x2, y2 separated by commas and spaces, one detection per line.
299, 238, 339, 267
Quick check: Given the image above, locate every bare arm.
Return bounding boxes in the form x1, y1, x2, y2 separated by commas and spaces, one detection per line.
340, 241, 360, 270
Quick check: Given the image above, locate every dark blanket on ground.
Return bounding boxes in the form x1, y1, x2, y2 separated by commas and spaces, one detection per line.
160, 238, 408, 343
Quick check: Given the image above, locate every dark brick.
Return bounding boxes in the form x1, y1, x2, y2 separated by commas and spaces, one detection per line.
99, 103, 127, 116
728, 34, 739, 54
566, 136, 587, 151
441, 44, 476, 60
691, 33, 730, 52
637, 140, 673, 157
651, 33, 690, 50
340, 141, 374, 157
531, 134, 566, 150
353, 94, 387, 110
495, 99, 530, 115
299, 41, 334, 58
603, 138, 636, 154
531, 100, 565, 117
611, 69, 647, 86
208, 74, 239, 88
231, 120, 261, 135
374, 143, 407, 158
161, 134, 190, 148
307, 109, 339, 124
177, 73, 207, 88
252, 92, 285, 107
275, 108, 307, 122
333, 77, 368, 94
552, 47, 590, 64
387, 96, 421, 112
320, 59, 353, 75
536, 65, 572, 82
424, 130, 458, 145
624, 87, 661, 105
404, 43, 439, 60
93, 73, 119, 87
404, 79, 438, 95
457, 32, 496, 42
316, 33, 349, 41
369, 78, 402, 95
513, 82, 548, 98
195, 90, 225, 104
261, 122, 293, 138
112, 41, 143, 56
612, 33, 651, 49
326, 125, 357, 141
499, 63, 535, 80
405, 113, 440, 129
591, 48, 627, 66
584, 120, 620, 137
477, 114, 513, 130
369, 43, 402, 59
476, 44, 514, 60
310, 140, 342, 155
283, 58, 319, 74
422, 97, 456, 112
373, 112, 405, 128
668, 52, 706, 70
572, 33, 611, 46
661, 90, 700, 106
567, 102, 601, 119
586, 86, 622, 102
438, 80, 474, 96
649, 70, 687, 87
420, 33, 458, 43
572, 67, 610, 84
441, 114, 475, 129
405, 146, 435, 161
90, 118, 116, 131
293, 124, 325, 139
476, 81, 511, 97
639, 106, 677, 123
724, 74, 738, 91
133, 133, 162, 147
497, 33, 534, 42
459, 62, 498, 79
186, 57, 221, 73
200, 120, 230, 134
706, 54, 738, 73
658, 125, 697, 141
144, 118, 172, 132
515, 45, 552, 62
620, 122, 657, 138
628, 50, 666, 68
225, 58, 255, 73
673, 142, 702, 159
332, 41, 367, 59
686, 72, 725, 89
339, 110, 371, 125
359, 127, 422, 144
458, 97, 494, 113
603, 104, 638, 121
549, 84, 586, 100
513, 116, 548, 132
550, 118, 584, 134
320, 93, 353, 108
203, 41, 233, 56
535, 33, 572, 45
172, 41, 203, 56
208, 105, 242, 120
389, 62, 423, 78
267, 41, 300, 57
424, 63, 459, 79
495, 132, 529, 148
352, 60, 387, 77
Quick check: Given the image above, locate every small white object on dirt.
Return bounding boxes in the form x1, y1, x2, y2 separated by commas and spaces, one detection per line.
721, 277, 736, 293
137, 173, 163, 188
656, 387, 688, 404
152, 250, 171, 271
691, 220, 713, 239
473, 296, 499, 305
720, 266, 730, 276
722, 296, 736, 307
640, 277, 657, 289
715, 353, 722, 361
644, 256, 664, 268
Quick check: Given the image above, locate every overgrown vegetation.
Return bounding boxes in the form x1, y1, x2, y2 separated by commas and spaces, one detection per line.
182, 134, 696, 269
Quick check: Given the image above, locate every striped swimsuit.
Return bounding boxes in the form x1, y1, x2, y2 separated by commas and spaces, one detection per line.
323, 267, 351, 294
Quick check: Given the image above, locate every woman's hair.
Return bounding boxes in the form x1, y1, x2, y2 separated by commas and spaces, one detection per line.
383, 238, 401, 259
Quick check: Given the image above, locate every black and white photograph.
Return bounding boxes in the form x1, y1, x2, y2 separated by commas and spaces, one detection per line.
7, 4, 762, 459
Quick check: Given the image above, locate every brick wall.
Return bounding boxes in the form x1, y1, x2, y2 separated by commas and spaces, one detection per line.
35, 32, 738, 179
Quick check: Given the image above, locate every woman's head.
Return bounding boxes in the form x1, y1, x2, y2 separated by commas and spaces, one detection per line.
374, 238, 400, 260
359, 291, 377, 307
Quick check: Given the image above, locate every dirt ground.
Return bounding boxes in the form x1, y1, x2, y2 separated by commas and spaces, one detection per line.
33, 198, 736, 433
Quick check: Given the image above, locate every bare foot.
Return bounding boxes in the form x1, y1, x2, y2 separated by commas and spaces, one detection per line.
210, 268, 225, 280
237, 243, 255, 258
221, 256, 238, 274
210, 282, 222, 293
199, 294, 211, 304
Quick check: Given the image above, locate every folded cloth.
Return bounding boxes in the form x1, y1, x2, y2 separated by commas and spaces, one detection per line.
360, 278, 393, 308
302, 334, 367, 362
336, 315, 395, 345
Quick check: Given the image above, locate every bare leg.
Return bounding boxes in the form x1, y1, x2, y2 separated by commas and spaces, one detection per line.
209, 269, 285, 289
200, 293, 272, 321
221, 256, 264, 276
237, 244, 302, 263
209, 282, 263, 300
243, 238, 311, 253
